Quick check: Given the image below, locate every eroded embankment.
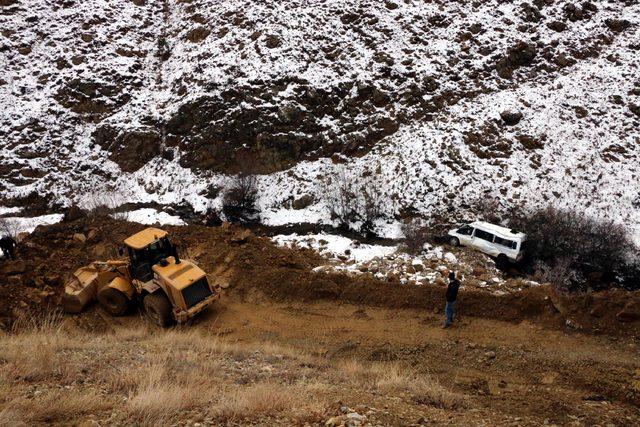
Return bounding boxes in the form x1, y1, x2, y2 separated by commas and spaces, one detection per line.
0, 216, 638, 336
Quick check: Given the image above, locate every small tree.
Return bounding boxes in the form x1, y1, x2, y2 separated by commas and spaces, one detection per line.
222, 150, 260, 223
323, 166, 385, 237
401, 220, 430, 254
0, 218, 19, 239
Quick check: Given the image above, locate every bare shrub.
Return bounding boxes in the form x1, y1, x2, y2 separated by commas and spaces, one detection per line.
401, 220, 431, 254
0, 217, 19, 239
532, 258, 578, 293
222, 151, 260, 223
80, 193, 124, 218
322, 166, 385, 237
509, 206, 637, 291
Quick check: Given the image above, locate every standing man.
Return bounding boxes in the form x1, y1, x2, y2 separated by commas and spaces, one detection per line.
0, 235, 17, 260
443, 270, 460, 328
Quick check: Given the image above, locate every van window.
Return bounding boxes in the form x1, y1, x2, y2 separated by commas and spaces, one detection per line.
495, 236, 517, 250
457, 225, 473, 236
474, 228, 494, 242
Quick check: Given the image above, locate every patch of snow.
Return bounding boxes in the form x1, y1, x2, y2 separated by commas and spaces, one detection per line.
0, 207, 21, 216
114, 208, 186, 226
0, 214, 64, 235
272, 233, 396, 263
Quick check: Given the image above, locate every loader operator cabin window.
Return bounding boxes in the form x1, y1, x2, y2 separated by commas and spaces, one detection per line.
147, 237, 172, 264
458, 225, 473, 235
475, 228, 495, 242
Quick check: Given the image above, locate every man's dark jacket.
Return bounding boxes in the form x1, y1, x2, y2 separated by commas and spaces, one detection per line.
445, 279, 460, 303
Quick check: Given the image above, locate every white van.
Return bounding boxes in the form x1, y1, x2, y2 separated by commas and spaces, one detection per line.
447, 221, 526, 267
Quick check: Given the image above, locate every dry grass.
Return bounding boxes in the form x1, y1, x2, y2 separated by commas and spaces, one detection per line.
0, 317, 332, 425
213, 382, 326, 422
2, 390, 114, 424
0, 314, 465, 424
337, 359, 467, 410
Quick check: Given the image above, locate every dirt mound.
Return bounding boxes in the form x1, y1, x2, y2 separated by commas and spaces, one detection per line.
1, 218, 639, 336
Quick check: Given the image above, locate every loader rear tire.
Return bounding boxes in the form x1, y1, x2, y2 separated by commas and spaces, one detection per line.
97, 287, 129, 316
143, 293, 173, 327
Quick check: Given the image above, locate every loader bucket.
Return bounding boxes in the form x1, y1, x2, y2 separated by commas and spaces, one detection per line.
62, 265, 118, 313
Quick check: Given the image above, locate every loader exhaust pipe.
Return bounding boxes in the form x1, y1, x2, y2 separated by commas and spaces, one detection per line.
173, 243, 181, 264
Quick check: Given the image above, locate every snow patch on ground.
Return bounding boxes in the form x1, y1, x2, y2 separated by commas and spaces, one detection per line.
0, 214, 64, 235
0, 207, 22, 216
112, 208, 186, 226
272, 233, 396, 263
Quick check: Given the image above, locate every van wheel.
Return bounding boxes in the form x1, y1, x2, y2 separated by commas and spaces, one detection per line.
449, 237, 460, 247
143, 293, 173, 327
97, 287, 129, 316
496, 254, 509, 270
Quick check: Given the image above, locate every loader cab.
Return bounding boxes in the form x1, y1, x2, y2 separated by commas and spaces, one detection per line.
123, 228, 176, 282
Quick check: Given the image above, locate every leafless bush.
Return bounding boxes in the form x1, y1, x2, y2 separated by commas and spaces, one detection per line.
0, 217, 20, 239
401, 220, 430, 254
81, 193, 124, 218
222, 150, 260, 223
510, 206, 637, 292
323, 167, 385, 237
222, 174, 259, 222
532, 258, 579, 293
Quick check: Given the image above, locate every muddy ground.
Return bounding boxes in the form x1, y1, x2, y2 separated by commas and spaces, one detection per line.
0, 217, 639, 425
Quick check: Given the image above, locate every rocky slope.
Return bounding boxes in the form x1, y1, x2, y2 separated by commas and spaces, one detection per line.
1, 0, 639, 237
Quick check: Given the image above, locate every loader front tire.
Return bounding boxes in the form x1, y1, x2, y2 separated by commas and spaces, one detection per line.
143, 293, 173, 327
97, 287, 129, 316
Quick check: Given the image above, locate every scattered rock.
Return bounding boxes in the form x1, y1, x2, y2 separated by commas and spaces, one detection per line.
517, 134, 544, 150
605, 19, 631, 33
265, 34, 281, 48
547, 21, 567, 32
186, 26, 210, 43
230, 229, 252, 245
63, 205, 86, 222
0, 260, 27, 275
541, 372, 558, 385
616, 301, 640, 322
496, 41, 537, 79
565, 318, 582, 330
500, 110, 523, 126
574, 106, 588, 118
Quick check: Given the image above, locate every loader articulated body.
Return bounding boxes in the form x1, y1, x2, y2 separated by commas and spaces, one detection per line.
62, 227, 220, 326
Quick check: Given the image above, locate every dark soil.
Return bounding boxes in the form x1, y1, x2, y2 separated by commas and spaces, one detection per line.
1, 217, 639, 337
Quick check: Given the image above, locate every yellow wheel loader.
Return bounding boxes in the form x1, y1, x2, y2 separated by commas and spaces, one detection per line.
62, 227, 220, 326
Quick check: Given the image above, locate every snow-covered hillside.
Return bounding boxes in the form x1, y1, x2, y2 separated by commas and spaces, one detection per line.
1, 1, 639, 237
